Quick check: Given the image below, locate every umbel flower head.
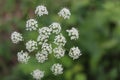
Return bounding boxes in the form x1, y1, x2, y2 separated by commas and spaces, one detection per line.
11, 31, 23, 44
26, 19, 38, 31
35, 5, 48, 16
58, 8, 71, 19
51, 63, 63, 75
11, 4, 82, 80
31, 69, 44, 80
66, 27, 79, 40
17, 50, 30, 64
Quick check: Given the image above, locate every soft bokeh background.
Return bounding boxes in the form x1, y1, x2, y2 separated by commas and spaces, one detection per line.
0, 0, 120, 80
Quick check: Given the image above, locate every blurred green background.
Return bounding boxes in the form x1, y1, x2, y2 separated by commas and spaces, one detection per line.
0, 0, 120, 80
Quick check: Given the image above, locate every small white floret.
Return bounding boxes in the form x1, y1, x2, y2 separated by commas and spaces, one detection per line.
31, 69, 44, 80
11, 31, 23, 44
66, 27, 79, 40
38, 27, 51, 37
49, 22, 61, 34
37, 34, 49, 45
58, 8, 71, 19
35, 5, 48, 16
53, 46, 65, 59
41, 43, 52, 54
36, 50, 48, 63
54, 34, 66, 46
51, 63, 63, 75
69, 47, 81, 60
26, 40, 38, 52
17, 50, 30, 64
26, 19, 38, 31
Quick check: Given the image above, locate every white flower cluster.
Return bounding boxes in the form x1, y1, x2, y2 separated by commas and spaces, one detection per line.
38, 27, 51, 36
37, 27, 51, 45
11, 5, 81, 80
37, 35, 48, 45
69, 47, 81, 60
58, 8, 71, 19
41, 43, 52, 54
11, 31, 23, 44
54, 34, 66, 46
26, 19, 38, 31
51, 63, 63, 75
31, 69, 44, 80
53, 46, 65, 59
36, 51, 48, 63
17, 50, 30, 64
26, 40, 38, 52
49, 22, 61, 34
66, 27, 79, 40
35, 5, 48, 16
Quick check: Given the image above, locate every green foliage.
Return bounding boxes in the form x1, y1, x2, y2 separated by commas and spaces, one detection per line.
0, 0, 120, 80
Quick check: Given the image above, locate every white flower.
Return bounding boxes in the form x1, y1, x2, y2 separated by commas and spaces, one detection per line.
31, 69, 44, 80
17, 50, 30, 64
51, 63, 63, 75
26, 40, 38, 52
53, 46, 65, 59
26, 19, 38, 31
38, 27, 51, 37
11, 31, 23, 44
49, 22, 61, 34
35, 5, 48, 16
41, 43, 52, 54
37, 34, 49, 45
54, 34, 66, 46
69, 47, 81, 60
58, 8, 71, 19
66, 27, 79, 40
36, 51, 48, 63
37, 27, 51, 45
